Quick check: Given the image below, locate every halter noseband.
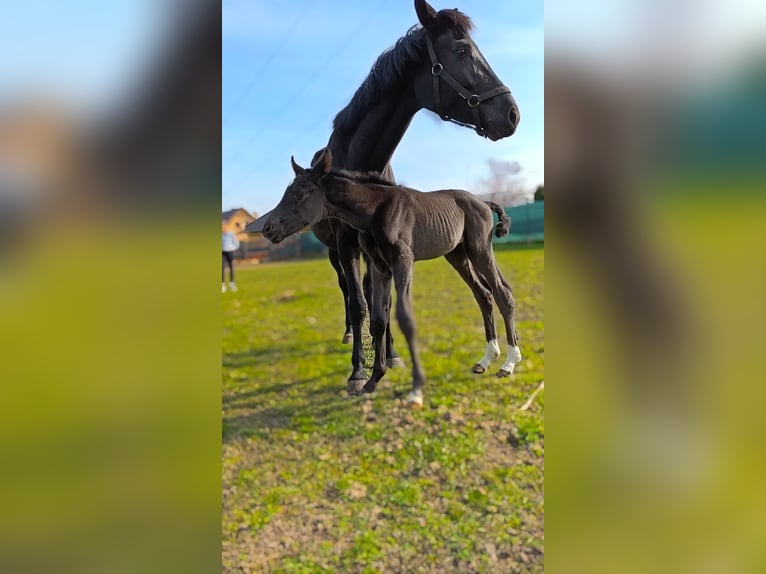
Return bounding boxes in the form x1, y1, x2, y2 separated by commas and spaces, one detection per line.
424, 33, 510, 137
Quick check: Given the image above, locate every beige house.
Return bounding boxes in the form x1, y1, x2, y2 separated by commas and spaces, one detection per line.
222, 208, 256, 243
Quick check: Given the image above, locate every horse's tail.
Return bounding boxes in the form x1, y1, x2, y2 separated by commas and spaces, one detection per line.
486, 202, 510, 238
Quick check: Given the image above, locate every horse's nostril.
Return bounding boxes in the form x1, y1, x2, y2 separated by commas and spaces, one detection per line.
263, 223, 272, 236
508, 106, 519, 127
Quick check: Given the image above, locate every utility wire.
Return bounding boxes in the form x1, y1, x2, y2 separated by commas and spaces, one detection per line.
222, 0, 316, 127
222, 0, 390, 170
223, 120, 328, 201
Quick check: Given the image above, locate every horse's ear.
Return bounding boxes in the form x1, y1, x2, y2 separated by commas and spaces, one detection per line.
414, 0, 439, 30
310, 148, 332, 182
291, 155, 305, 176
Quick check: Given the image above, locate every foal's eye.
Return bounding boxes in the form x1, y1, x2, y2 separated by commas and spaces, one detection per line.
455, 46, 468, 58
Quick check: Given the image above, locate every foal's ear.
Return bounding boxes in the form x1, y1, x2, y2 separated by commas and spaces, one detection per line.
290, 156, 306, 176
309, 148, 332, 182
414, 0, 439, 30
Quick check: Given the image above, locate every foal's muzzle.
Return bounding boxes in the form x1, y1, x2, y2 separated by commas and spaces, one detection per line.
262, 221, 282, 243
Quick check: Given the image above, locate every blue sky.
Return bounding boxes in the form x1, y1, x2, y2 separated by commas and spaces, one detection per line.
223, 0, 544, 215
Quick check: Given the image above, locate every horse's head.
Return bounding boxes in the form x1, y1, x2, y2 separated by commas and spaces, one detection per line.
262, 150, 332, 244
412, 0, 519, 141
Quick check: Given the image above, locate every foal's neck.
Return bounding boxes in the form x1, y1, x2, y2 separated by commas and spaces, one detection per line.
322, 176, 385, 231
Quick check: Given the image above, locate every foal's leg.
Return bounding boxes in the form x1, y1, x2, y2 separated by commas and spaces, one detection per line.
337, 233, 368, 393
357, 233, 403, 369
385, 296, 405, 368
362, 267, 392, 394
391, 251, 426, 408
444, 245, 501, 374
328, 248, 352, 344
466, 242, 522, 377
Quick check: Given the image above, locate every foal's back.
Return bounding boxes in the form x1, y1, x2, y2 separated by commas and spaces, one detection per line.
377, 186, 494, 261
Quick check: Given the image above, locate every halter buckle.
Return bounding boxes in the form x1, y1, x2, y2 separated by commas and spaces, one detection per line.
467, 94, 480, 108
431, 63, 443, 76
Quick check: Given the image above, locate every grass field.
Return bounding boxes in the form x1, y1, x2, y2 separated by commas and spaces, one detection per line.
222, 246, 544, 573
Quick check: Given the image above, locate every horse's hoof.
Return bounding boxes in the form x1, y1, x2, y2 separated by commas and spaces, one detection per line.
342, 333, 353, 344
362, 382, 377, 394
496, 368, 512, 378
347, 379, 366, 395
387, 357, 405, 368
408, 391, 424, 410
472, 363, 486, 374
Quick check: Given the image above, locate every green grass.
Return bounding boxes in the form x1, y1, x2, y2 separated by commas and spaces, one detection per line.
223, 247, 544, 573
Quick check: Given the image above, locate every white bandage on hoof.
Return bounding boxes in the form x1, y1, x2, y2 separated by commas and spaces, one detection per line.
476, 339, 501, 372
497, 345, 522, 376
408, 390, 424, 409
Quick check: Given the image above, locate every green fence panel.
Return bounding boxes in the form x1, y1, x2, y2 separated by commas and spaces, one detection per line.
493, 201, 544, 244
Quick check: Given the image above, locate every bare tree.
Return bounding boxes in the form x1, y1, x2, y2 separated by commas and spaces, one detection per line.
476, 158, 532, 207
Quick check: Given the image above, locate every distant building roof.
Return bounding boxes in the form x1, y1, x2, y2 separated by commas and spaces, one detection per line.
222, 207, 255, 222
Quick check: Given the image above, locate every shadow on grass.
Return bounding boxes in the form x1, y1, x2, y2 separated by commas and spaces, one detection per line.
223, 343, 361, 443
222, 366, 350, 405
223, 342, 348, 370
222, 381, 360, 443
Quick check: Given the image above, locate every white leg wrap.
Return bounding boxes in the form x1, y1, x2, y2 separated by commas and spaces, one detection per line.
408, 390, 424, 406
477, 339, 501, 369
499, 346, 522, 374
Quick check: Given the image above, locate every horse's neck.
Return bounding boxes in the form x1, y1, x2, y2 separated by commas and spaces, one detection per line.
329, 90, 419, 174
323, 177, 383, 230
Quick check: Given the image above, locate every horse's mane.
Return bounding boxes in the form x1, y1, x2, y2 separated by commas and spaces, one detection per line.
333, 9, 474, 135
330, 168, 396, 187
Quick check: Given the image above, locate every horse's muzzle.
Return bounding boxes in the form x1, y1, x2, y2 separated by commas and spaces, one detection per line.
508, 104, 520, 132
484, 102, 520, 141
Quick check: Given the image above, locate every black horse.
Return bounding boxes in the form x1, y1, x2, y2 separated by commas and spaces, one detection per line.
261, 0, 519, 391
265, 148, 522, 407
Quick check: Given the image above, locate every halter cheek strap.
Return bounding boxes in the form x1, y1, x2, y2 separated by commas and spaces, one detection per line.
424, 33, 511, 137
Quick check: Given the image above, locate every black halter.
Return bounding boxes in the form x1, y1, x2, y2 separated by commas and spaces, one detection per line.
424, 33, 510, 137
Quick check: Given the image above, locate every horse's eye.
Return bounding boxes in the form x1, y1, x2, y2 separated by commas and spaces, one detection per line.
456, 46, 468, 58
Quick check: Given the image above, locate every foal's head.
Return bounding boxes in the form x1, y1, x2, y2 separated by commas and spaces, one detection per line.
262, 150, 332, 244
412, 0, 520, 140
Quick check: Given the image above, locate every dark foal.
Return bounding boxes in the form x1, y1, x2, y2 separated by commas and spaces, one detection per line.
260, 0, 520, 392
264, 149, 522, 408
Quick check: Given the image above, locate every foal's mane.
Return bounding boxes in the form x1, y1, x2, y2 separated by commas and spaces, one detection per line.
330, 168, 396, 187
333, 9, 474, 135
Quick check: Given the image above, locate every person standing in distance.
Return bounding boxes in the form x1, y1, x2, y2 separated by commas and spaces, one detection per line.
222, 222, 240, 292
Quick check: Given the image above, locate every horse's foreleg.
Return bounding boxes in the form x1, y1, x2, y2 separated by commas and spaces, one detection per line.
444, 245, 500, 374
328, 248, 352, 344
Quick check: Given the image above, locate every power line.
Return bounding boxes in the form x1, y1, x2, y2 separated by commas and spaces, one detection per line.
222, 0, 316, 127
223, 120, 328, 201
222, 0, 390, 170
